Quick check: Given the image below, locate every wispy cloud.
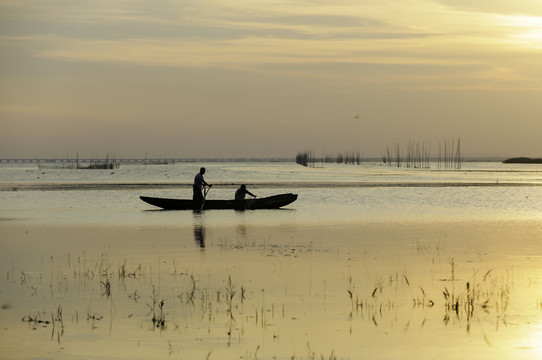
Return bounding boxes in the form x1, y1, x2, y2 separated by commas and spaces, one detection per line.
435, 0, 542, 16
2, 1, 542, 94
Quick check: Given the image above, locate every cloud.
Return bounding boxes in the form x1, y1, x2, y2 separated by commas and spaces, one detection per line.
2, 0, 542, 158
435, 0, 542, 16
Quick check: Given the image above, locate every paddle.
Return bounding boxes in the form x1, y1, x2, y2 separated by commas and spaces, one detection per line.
244, 194, 257, 210
199, 185, 210, 211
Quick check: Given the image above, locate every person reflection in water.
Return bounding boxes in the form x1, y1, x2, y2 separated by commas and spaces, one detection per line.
193, 167, 211, 202
235, 184, 256, 201
193, 224, 205, 248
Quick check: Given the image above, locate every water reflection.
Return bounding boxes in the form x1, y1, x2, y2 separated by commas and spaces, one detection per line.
523, 321, 542, 358
236, 224, 247, 238
192, 211, 206, 248
235, 210, 247, 240
193, 225, 205, 248
191, 211, 248, 248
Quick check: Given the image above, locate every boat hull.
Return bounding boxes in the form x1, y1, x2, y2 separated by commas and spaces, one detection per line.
140, 193, 298, 210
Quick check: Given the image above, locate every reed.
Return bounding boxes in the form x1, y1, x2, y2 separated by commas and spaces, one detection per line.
10, 242, 520, 359
437, 138, 462, 169
148, 285, 166, 329
383, 137, 461, 169
346, 257, 510, 334
225, 275, 237, 320
297, 150, 364, 166
22, 312, 51, 328
295, 150, 323, 167
100, 277, 111, 297
295, 151, 311, 167
335, 151, 362, 165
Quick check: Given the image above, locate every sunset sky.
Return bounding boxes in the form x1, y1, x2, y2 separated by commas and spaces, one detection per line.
1, 0, 542, 159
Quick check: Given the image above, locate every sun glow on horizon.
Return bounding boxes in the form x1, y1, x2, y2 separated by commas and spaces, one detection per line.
517, 29, 542, 41
498, 15, 542, 45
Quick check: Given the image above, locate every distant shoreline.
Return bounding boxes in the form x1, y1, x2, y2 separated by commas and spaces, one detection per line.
0, 157, 519, 164
502, 157, 542, 164
0, 157, 295, 164
3, 181, 542, 192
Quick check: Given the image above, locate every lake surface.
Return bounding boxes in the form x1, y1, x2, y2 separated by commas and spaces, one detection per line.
2, 161, 542, 226
1, 161, 542, 359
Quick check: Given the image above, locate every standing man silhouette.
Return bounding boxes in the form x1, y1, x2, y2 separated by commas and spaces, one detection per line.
193, 167, 211, 202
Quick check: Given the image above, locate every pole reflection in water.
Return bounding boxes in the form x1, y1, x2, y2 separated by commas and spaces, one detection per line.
192, 211, 206, 248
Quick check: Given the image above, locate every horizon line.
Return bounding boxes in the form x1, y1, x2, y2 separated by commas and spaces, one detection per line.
0, 156, 517, 163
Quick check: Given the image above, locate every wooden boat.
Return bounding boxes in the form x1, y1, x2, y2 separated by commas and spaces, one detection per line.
140, 193, 298, 210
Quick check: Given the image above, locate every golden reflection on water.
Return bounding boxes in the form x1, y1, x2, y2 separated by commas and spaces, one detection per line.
1, 220, 542, 359
524, 321, 542, 358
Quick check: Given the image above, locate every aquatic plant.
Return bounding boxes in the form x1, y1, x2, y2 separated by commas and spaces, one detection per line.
118, 259, 142, 279
148, 285, 166, 329
22, 312, 51, 328
100, 277, 111, 297
7, 241, 525, 360
347, 276, 364, 312
225, 275, 237, 319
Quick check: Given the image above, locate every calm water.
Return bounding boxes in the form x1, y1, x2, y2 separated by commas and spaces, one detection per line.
1, 161, 542, 359
1, 161, 542, 226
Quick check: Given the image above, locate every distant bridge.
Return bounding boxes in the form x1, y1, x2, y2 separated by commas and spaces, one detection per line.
0, 158, 294, 164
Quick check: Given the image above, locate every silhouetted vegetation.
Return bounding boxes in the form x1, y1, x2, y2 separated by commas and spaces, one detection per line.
296, 151, 363, 167
296, 151, 312, 167
297, 138, 462, 169
384, 141, 431, 168
385, 138, 461, 169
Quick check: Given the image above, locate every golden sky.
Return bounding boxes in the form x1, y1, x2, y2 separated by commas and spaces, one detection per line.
1, 0, 542, 158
